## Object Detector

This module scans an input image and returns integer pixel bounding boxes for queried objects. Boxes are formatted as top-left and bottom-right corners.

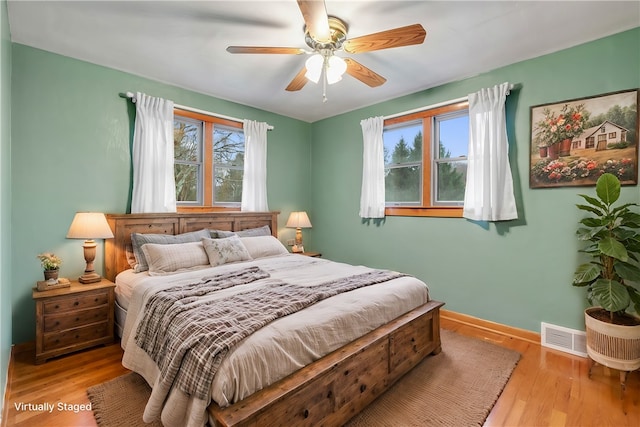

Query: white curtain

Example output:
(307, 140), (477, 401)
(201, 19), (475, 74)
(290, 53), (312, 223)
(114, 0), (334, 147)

(131, 92), (176, 213)
(463, 82), (517, 221)
(359, 116), (385, 218)
(241, 119), (269, 211)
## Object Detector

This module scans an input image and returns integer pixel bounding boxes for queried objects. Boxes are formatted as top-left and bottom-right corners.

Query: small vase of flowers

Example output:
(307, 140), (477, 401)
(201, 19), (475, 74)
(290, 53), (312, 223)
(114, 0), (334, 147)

(534, 103), (588, 158)
(37, 253), (62, 281)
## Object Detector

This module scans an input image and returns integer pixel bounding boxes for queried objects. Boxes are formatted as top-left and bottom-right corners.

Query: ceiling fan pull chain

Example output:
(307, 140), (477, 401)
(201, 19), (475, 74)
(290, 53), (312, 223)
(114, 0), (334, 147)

(322, 56), (328, 103)
(322, 61), (327, 102)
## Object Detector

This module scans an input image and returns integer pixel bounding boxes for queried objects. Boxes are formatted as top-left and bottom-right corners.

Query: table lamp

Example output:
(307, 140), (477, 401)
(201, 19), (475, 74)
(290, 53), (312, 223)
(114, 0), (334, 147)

(286, 211), (312, 253)
(66, 212), (114, 284)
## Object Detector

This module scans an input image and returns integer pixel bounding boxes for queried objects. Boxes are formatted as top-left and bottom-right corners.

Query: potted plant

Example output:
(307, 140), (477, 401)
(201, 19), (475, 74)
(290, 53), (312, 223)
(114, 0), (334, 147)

(573, 173), (640, 386)
(37, 252), (62, 281)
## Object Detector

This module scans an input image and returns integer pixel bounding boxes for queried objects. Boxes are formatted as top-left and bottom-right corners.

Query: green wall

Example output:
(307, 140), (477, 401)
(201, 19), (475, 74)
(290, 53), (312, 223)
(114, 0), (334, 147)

(309, 28), (640, 333)
(7, 27), (640, 347)
(0, 0), (11, 417)
(10, 44), (312, 344)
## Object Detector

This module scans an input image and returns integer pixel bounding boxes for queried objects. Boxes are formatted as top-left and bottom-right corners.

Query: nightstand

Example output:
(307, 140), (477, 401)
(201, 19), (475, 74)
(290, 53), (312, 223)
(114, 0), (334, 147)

(300, 252), (322, 258)
(32, 279), (115, 364)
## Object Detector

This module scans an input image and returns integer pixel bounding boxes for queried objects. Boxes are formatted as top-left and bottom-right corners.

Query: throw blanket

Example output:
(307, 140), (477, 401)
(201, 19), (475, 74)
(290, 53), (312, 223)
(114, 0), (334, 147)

(135, 266), (406, 422)
(135, 266), (270, 366)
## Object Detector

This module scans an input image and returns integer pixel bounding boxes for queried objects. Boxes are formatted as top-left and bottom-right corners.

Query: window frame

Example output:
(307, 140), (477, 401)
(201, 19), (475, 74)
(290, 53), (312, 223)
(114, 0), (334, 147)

(174, 108), (244, 212)
(383, 101), (468, 218)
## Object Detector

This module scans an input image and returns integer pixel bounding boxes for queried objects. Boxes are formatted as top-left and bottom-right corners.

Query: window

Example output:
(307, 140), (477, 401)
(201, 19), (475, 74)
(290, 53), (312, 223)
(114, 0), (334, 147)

(383, 101), (468, 217)
(173, 109), (244, 209)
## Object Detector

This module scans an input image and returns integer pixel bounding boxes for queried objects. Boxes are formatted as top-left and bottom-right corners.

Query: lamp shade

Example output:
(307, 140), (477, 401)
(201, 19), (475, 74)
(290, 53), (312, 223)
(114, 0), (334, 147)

(326, 55), (347, 84)
(286, 211), (312, 229)
(304, 54), (323, 83)
(66, 212), (114, 239)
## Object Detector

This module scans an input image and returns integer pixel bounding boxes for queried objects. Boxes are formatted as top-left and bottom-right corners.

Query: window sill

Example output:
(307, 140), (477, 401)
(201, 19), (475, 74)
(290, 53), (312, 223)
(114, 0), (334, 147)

(177, 206), (240, 213)
(385, 206), (463, 218)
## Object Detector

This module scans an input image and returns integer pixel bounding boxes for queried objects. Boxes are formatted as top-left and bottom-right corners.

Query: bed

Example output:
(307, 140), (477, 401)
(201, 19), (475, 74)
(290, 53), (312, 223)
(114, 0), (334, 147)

(105, 211), (443, 427)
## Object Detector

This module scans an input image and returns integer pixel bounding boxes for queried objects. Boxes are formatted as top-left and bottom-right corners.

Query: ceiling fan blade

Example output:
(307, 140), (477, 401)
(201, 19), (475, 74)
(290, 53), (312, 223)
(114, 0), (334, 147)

(297, 0), (331, 43)
(227, 46), (306, 55)
(344, 58), (386, 87)
(286, 67), (309, 91)
(343, 24), (427, 54)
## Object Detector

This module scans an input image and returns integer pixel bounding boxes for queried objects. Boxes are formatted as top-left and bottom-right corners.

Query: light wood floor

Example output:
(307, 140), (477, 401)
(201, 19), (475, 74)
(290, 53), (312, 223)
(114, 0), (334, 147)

(2, 317), (639, 427)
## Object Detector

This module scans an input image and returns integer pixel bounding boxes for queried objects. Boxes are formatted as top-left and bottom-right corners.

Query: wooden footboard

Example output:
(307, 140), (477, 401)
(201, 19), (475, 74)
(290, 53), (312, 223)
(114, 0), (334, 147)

(208, 300), (444, 427)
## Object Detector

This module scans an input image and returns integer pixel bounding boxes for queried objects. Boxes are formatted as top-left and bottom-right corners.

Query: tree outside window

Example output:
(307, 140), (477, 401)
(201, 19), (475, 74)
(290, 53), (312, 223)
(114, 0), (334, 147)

(173, 109), (244, 208)
(174, 118), (202, 203)
(213, 126), (244, 203)
(382, 101), (468, 217)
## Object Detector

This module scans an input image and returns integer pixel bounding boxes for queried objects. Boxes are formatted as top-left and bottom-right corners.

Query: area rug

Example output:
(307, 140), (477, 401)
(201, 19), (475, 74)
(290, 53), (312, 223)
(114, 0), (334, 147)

(87, 329), (520, 427)
(345, 329), (520, 426)
(87, 370), (163, 427)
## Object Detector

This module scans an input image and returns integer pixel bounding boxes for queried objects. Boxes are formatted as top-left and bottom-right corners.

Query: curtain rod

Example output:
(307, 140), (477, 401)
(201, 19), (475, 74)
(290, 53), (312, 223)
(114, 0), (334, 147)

(124, 92), (274, 131)
(383, 83), (516, 121)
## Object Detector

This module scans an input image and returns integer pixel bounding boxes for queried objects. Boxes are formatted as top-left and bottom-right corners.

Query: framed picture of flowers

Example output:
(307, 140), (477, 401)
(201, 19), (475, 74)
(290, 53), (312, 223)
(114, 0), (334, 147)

(530, 89), (639, 188)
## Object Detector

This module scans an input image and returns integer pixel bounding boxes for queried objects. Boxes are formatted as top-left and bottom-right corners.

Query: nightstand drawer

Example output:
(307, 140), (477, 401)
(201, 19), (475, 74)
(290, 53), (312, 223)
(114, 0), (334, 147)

(43, 290), (109, 314)
(43, 305), (110, 332)
(43, 322), (109, 352)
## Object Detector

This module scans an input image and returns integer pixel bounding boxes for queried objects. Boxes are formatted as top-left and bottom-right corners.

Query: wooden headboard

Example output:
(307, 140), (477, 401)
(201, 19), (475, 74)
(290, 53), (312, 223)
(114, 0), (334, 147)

(104, 211), (279, 281)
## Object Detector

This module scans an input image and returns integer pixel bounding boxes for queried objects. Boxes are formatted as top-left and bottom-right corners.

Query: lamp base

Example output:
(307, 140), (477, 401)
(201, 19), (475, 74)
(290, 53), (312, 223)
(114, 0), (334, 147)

(78, 239), (101, 284)
(78, 272), (102, 284)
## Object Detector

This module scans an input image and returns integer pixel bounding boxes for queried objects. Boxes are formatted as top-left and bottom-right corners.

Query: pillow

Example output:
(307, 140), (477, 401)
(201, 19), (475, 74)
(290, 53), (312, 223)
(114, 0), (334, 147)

(202, 235), (252, 267)
(125, 244), (137, 269)
(131, 229), (211, 273)
(213, 225), (272, 238)
(141, 241), (210, 276)
(241, 236), (289, 259)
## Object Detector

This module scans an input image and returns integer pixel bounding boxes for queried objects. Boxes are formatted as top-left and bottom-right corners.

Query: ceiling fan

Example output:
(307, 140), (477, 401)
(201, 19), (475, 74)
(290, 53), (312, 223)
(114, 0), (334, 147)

(226, 0), (427, 101)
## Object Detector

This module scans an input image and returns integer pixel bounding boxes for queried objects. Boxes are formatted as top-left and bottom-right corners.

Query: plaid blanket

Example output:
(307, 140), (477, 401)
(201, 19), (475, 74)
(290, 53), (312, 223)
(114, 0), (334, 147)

(134, 266), (406, 402)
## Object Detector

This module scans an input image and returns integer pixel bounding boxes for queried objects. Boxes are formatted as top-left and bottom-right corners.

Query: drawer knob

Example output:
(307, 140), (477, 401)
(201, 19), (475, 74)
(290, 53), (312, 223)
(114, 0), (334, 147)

(74, 301), (79, 306)
(54, 305), (59, 309)
(303, 409), (309, 419)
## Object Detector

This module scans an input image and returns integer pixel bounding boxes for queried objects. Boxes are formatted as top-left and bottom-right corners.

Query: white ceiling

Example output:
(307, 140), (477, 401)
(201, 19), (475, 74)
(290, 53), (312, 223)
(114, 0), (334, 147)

(7, 1), (640, 123)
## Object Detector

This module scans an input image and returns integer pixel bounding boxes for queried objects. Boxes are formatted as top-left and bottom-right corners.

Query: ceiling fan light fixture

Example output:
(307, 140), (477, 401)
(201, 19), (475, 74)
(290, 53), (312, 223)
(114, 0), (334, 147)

(227, 2), (428, 96)
(326, 55), (347, 84)
(304, 53), (323, 83)
(305, 53), (346, 85)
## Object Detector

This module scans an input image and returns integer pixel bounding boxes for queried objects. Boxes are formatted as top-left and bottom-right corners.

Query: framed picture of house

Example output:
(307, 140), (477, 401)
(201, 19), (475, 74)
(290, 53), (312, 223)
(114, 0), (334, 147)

(530, 89), (639, 188)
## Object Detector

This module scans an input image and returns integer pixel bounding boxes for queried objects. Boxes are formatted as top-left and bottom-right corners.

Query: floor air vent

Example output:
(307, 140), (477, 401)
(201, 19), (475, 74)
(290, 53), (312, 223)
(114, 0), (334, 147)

(541, 322), (587, 357)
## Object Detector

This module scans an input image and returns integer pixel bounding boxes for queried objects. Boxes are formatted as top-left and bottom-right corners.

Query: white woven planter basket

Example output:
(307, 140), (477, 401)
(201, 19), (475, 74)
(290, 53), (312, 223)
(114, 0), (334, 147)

(585, 308), (640, 372)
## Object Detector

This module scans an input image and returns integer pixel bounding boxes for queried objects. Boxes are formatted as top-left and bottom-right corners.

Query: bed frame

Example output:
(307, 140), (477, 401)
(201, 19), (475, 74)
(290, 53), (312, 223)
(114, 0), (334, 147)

(103, 211), (443, 427)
